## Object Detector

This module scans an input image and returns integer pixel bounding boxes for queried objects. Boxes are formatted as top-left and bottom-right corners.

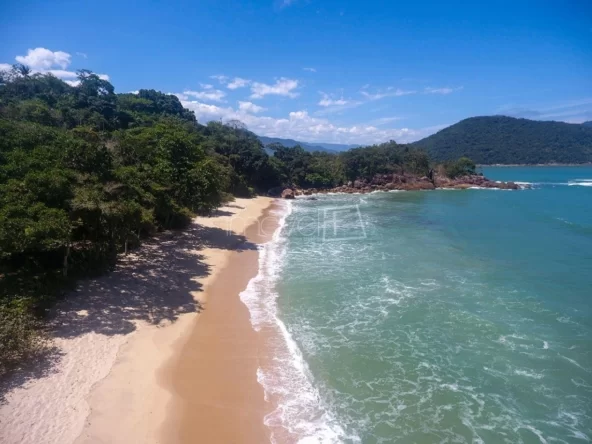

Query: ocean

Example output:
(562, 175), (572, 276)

(241, 166), (592, 443)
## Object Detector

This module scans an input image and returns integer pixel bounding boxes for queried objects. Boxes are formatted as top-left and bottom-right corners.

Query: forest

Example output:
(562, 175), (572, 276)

(414, 115), (592, 164)
(0, 66), (464, 372)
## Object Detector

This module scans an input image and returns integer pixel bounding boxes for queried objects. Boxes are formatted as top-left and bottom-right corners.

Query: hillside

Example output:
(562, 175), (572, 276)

(258, 136), (357, 153)
(413, 116), (592, 164)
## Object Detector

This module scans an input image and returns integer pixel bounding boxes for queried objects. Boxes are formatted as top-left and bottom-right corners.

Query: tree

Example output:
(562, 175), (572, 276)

(443, 157), (476, 178)
(13, 63), (31, 78)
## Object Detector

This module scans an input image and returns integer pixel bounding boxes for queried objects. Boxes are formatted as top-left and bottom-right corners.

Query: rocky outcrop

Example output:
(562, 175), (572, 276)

(277, 173), (522, 198)
(435, 174), (520, 190)
(281, 188), (295, 199)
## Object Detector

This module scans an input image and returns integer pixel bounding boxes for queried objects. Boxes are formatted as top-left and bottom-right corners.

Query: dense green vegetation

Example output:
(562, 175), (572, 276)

(442, 157), (476, 178)
(0, 68), (278, 372)
(0, 66), (439, 373)
(414, 116), (592, 164)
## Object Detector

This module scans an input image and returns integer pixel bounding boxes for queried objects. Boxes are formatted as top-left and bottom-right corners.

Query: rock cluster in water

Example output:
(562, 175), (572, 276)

(276, 173), (522, 198)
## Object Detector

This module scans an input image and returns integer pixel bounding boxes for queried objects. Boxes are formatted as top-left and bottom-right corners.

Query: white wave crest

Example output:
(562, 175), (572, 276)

(239, 201), (352, 443)
(514, 369), (544, 379)
(568, 179), (592, 187)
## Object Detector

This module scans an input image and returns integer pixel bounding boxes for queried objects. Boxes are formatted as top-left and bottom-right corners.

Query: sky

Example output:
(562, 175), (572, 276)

(1, 0), (591, 145)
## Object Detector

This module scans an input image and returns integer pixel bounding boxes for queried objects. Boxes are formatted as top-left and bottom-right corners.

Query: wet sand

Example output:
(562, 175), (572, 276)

(160, 203), (280, 444)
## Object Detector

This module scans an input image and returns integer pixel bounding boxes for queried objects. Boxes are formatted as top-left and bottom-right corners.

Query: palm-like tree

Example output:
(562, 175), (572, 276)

(12, 63), (31, 77)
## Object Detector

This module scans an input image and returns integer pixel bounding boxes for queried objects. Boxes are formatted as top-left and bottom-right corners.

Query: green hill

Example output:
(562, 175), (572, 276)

(413, 116), (592, 164)
(258, 136), (358, 153)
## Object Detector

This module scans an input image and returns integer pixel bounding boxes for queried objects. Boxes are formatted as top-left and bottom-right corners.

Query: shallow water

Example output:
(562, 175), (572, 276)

(246, 166), (592, 443)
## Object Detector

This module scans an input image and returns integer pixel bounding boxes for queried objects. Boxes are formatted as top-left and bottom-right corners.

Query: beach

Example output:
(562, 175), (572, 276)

(0, 196), (278, 444)
(159, 204), (277, 443)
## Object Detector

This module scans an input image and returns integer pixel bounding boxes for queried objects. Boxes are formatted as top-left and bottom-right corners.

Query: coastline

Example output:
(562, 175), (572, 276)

(0, 196), (275, 444)
(158, 201), (281, 444)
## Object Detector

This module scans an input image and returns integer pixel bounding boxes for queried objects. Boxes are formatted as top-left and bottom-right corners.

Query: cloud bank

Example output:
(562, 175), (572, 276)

(177, 96), (427, 144)
(1, 47), (109, 86)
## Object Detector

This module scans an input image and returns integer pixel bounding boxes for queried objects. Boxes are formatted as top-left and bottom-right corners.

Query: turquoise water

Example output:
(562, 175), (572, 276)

(252, 167), (592, 443)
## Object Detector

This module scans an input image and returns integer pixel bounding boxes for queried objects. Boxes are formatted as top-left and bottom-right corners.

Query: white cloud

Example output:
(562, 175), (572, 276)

(2, 48), (110, 84)
(250, 77), (299, 99)
(372, 116), (403, 125)
(238, 101), (266, 113)
(424, 86), (463, 95)
(314, 101), (364, 116)
(46, 69), (77, 79)
(200, 83), (214, 90)
(227, 77), (251, 89)
(210, 74), (229, 84)
(361, 88), (416, 100)
(76, 52), (88, 59)
(318, 92), (350, 107)
(15, 48), (71, 70)
(288, 110), (308, 120)
(0, 63), (11, 72)
(303, 67), (316, 72)
(179, 98), (429, 144)
(207, 75), (251, 90)
(183, 89), (226, 102)
(41, 69), (109, 82)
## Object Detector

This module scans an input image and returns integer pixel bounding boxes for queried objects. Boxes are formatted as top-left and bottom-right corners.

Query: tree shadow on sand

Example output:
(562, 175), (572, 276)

(208, 209), (236, 217)
(0, 222), (258, 403)
(53, 223), (258, 338)
(0, 345), (63, 406)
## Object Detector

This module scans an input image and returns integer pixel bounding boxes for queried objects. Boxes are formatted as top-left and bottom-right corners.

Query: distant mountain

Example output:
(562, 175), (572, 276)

(413, 116), (592, 164)
(582, 121), (592, 127)
(311, 141), (361, 152)
(258, 136), (358, 153)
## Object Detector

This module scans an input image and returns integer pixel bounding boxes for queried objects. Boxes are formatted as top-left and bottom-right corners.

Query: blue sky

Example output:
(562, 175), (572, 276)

(1, 0), (591, 144)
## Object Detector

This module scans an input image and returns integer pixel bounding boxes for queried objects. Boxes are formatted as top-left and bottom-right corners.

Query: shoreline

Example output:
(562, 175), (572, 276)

(0, 196), (276, 444)
(159, 201), (282, 444)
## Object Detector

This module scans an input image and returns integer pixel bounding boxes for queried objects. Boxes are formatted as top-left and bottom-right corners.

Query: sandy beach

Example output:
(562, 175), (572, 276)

(0, 196), (277, 444)
(159, 203), (280, 444)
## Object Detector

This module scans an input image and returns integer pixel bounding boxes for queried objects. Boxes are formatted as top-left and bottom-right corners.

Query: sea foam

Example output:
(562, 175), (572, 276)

(568, 179), (592, 187)
(239, 201), (352, 443)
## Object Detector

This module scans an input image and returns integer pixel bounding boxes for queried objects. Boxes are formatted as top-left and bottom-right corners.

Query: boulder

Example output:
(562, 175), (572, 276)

(497, 181), (519, 190)
(281, 188), (295, 199)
